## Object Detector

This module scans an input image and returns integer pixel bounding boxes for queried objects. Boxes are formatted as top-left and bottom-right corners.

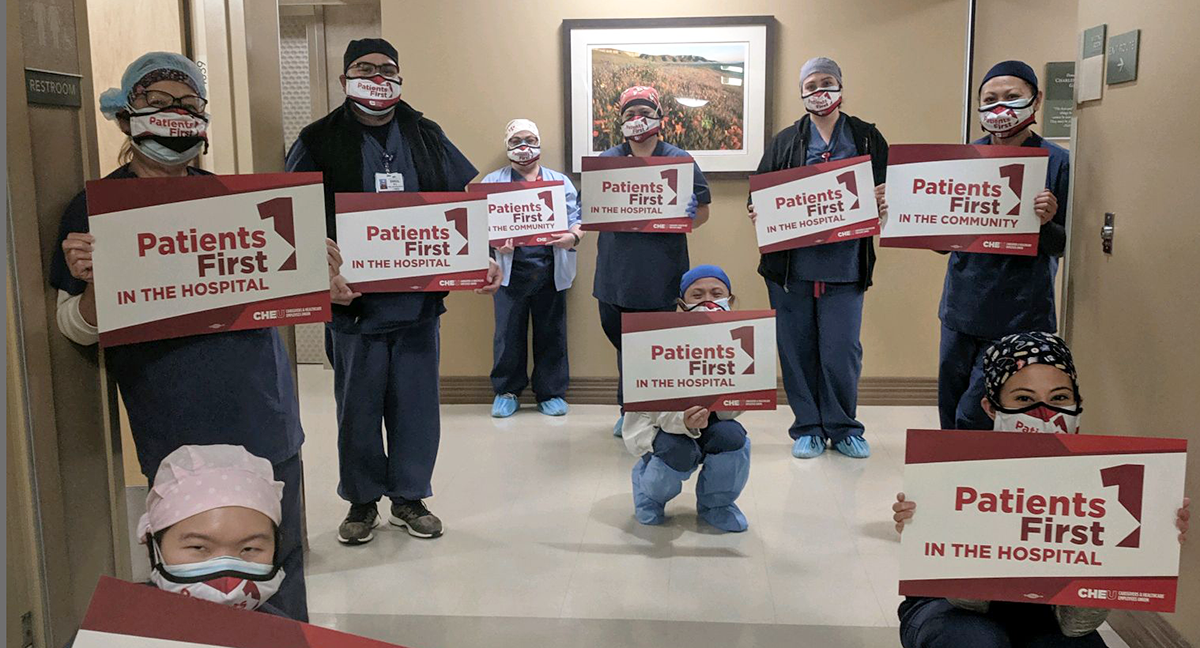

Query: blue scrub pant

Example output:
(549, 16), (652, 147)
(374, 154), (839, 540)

(649, 419), (748, 472)
(766, 280), (864, 443)
(491, 281), (568, 401)
(598, 301), (675, 409)
(327, 319), (440, 504)
(900, 598), (1107, 648)
(937, 325), (995, 430)
(145, 453), (307, 622)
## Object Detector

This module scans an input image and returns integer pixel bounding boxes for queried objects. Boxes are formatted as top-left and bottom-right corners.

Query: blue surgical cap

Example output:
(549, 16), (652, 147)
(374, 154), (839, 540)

(680, 264), (731, 297)
(98, 52), (207, 120)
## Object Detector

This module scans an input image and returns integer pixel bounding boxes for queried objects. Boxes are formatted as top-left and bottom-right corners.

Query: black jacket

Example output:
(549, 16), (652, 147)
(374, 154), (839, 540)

(753, 114), (889, 291)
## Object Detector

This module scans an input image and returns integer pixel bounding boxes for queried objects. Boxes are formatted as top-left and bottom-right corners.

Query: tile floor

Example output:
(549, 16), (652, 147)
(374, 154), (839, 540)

(235, 366), (1134, 646)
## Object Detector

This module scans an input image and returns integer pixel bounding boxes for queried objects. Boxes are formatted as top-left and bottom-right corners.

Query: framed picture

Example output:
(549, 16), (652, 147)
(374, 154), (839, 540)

(563, 16), (776, 177)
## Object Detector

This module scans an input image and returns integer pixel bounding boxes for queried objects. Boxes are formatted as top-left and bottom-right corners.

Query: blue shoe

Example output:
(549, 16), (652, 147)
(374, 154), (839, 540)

(537, 397), (569, 417)
(613, 415), (624, 437)
(791, 435), (826, 459)
(834, 436), (871, 458)
(491, 394), (519, 418)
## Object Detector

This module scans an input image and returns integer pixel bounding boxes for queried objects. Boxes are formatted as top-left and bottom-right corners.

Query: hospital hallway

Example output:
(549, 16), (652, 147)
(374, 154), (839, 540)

(293, 366), (1130, 648)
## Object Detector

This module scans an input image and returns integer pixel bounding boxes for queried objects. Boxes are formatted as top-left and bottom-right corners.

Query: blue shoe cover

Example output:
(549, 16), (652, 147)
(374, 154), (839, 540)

(491, 394), (519, 418)
(833, 435), (871, 458)
(631, 456), (692, 525)
(696, 438), (751, 532)
(613, 415), (624, 437)
(537, 397), (569, 416)
(792, 435), (826, 458)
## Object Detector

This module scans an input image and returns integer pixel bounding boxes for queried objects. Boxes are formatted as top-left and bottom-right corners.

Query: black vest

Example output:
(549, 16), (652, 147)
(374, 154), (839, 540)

(297, 99), (451, 239)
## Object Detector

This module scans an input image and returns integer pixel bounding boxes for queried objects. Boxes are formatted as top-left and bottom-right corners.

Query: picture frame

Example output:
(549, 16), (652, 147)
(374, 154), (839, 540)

(562, 16), (776, 177)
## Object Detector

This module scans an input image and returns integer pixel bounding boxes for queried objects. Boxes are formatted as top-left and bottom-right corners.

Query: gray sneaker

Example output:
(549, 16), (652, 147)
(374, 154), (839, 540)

(389, 499), (443, 538)
(337, 502), (379, 545)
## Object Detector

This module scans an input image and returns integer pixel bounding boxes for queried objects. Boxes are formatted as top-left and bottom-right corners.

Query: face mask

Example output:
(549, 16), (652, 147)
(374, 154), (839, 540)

(149, 543), (283, 611)
(992, 402), (1082, 435)
(621, 115), (662, 143)
(507, 144), (541, 165)
(346, 75), (402, 113)
(978, 95), (1037, 137)
(802, 87), (842, 116)
(681, 297), (731, 312)
(128, 107), (208, 165)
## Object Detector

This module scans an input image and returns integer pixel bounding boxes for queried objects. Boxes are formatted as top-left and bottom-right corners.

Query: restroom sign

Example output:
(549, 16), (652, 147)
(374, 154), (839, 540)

(899, 429), (1187, 612)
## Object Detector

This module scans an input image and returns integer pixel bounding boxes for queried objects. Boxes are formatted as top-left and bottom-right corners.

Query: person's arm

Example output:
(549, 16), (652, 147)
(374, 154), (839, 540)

(1037, 157), (1069, 257)
(284, 137), (318, 173)
(437, 131), (479, 191)
(56, 289), (98, 346)
(690, 161), (712, 228)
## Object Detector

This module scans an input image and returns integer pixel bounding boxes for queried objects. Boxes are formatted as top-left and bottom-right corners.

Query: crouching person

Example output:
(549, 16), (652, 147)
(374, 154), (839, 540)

(621, 265), (751, 532)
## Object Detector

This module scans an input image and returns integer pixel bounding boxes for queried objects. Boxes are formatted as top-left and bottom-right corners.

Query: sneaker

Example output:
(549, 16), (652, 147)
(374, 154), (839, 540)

(389, 499), (443, 538)
(791, 435), (826, 459)
(613, 415), (624, 437)
(491, 394), (519, 418)
(834, 436), (871, 459)
(337, 502), (379, 545)
(537, 397), (569, 416)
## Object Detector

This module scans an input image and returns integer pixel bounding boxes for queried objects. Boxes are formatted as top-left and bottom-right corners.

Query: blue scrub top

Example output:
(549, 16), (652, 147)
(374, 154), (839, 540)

(938, 132), (1070, 339)
(789, 114), (862, 284)
(48, 165), (304, 477)
(592, 140), (712, 309)
(503, 168), (555, 291)
(285, 117), (478, 334)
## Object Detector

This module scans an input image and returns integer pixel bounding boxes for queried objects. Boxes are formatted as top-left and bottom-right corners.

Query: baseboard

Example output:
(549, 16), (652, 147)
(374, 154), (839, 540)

(440, 376), (938, 406)
(1106, 610), (1193, 648)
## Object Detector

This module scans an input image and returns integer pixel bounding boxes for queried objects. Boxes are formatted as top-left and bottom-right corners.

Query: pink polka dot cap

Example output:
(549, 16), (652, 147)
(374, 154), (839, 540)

(137, 444), (284, 543)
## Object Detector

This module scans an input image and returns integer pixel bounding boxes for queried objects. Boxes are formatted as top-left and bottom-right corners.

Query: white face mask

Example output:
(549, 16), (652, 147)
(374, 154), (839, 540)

(621, 115), (661, 143)
(681, 297), (731, 312)
(978, 96), (1037, 137)
(507, 144), (541, 165)
(346, 75), (402, 113)
(992, 403), (1081, 435)
(149, 543), (283, 611)
(802, 87), (842, 116)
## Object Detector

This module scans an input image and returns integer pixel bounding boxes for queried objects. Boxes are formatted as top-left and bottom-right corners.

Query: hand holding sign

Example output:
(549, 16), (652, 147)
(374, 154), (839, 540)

(683, 406), (710, 430)
(1034, 189), (1057, 225)
(63, 232), (96, 282)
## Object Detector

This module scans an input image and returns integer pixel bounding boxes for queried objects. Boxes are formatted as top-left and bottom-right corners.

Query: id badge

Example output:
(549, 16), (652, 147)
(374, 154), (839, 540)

(375, 173), (405, 192)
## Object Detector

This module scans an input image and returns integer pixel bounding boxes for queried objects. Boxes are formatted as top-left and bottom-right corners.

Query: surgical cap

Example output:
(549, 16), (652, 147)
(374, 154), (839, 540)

(505, 118), (539, 144)
(137, 445), (283, 543)
(980, 60), (1039, 95)
(800, 57), (842, 87)
(982, 332), (1078, 404)
(680, 264), (732, 297)
(98, 52), (206, 120)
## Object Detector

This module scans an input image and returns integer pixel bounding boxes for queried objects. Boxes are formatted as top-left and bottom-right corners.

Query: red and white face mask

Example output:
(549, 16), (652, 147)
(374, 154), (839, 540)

(149, 542), (283, 611)
(621, 115), (661, 143)
(978, 96), (1037, 137)
(128, 107), (208, 141)
(801, 87), (842, 116)
(346, 75), (402, 114)
(993, 402), (1081, 435)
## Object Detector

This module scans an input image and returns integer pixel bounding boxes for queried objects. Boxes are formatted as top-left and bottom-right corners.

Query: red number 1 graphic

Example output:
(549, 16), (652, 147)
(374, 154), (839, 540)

(257, 197), (296, 271)
(444, 207), (469, 255)
(660, 168), (679, 205)
(835, 170), (860, 210)
(730, 325), (755, 374)
(998, 163), (1025, 216)
(1100, 463), (1145, 548)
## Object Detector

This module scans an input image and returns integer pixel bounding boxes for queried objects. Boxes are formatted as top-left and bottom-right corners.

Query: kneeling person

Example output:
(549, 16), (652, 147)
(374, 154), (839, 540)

(622, 265), (751, 533)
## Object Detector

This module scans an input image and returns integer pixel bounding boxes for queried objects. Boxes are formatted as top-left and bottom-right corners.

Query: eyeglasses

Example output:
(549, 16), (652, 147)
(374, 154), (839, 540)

(137, 89), (207, 113)
(349, 62), (401, 78)
(508, 136), (539, 148)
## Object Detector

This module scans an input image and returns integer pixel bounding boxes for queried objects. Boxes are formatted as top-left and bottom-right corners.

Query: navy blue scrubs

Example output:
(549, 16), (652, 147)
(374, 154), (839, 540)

(767, 115), (868, 443)
(937, 132), (1069, 430)
(285, 118), (477, 504)
(49, 165), (308, 621)
(592, 140), (711, 408)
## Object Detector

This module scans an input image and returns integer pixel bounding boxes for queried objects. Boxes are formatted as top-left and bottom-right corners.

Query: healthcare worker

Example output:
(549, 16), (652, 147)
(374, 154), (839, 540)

(482, 119), (583, 418)
(622, 265), (751, 532)
(51, 52), (308, 621)
(747, 57), (889, 459)
(893, 332), (1192, 648)
(285, 38), (499, 546)
(937, 60), (1069, 432)
(596, 85), (711, 437)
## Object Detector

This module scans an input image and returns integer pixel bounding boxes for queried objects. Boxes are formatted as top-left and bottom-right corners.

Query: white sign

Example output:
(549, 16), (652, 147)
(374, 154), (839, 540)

(580, 156), (694, 233)
(86, 173), (330, 347)
(466, 180), (568, 246)
(900, 429), (1187, 612)
(621, 310), (777, 411)
(335, 192), (489, 292)
(750, 155), (880, 252)
(882, 144), (1049, 256)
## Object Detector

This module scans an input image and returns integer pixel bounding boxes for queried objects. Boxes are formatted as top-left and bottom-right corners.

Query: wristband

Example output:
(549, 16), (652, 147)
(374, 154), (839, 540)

(571, 232), (581, 246)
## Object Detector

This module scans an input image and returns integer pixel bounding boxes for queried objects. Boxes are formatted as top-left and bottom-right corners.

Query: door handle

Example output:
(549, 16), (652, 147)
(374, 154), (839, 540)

(1101, 212), (1115, 254)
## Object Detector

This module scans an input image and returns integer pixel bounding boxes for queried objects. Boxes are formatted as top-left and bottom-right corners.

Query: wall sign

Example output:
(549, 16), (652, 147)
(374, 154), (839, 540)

(1043, 62), (1075, 139)
(25, 68), (81, 107)
(1106, 30), (1140, 85)
(1077, 24), (1106, 103)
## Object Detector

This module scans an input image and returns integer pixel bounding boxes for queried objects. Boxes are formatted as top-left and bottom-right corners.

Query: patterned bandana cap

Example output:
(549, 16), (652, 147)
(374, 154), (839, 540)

(982, 332), (1078, 404)
(619, 85), (662, 116)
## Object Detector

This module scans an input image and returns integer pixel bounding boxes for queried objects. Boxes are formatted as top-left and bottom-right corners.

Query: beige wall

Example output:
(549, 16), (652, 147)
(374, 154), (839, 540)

(1066, 1), (1200, 642)
(971, 0), (1078, 143)
(383, 0), (970, 380)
